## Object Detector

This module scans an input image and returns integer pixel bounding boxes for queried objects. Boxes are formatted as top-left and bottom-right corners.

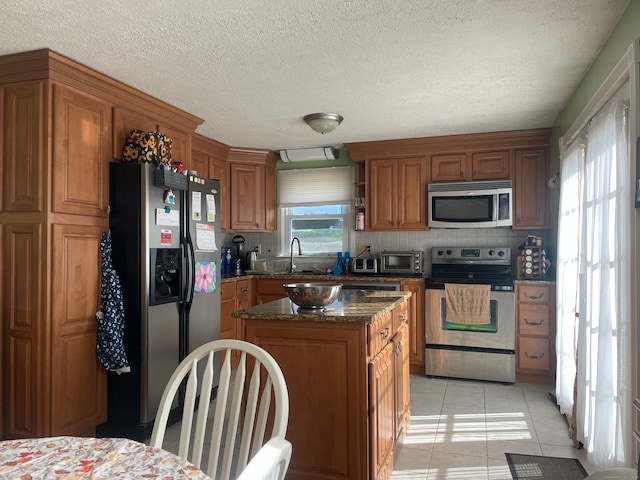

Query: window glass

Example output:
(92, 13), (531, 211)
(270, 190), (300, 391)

(278, 166), (354, 256)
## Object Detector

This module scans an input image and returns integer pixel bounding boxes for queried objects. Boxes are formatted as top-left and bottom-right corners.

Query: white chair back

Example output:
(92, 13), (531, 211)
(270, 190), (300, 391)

(236, 436), (292, 480)
(150, 339), (289, 480)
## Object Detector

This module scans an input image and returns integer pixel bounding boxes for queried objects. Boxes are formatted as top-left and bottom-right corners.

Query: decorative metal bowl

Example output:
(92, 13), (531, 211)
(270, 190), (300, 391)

(283, 283), (343, 309)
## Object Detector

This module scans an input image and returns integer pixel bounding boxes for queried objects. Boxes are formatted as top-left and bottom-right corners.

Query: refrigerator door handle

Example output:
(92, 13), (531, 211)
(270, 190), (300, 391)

(185, 233), (196, 314)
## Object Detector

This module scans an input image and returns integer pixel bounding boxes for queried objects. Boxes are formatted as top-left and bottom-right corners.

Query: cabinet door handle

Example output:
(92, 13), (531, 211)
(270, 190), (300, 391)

(524, 292), (544, 300)
(524, 351), (545, 360)
(240, 287), (249, 293)
(524, 318), (545, 326)
(380, 327), (390, 341)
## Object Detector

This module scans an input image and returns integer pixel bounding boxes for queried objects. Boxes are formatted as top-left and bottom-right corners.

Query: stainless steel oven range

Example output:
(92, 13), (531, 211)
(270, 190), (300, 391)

(425, 247), (515, 383)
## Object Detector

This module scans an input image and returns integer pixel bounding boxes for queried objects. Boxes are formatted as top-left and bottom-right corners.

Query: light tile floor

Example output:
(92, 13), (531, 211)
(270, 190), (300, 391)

(152, 375), (598, 479)
(392, 375), (596, 479)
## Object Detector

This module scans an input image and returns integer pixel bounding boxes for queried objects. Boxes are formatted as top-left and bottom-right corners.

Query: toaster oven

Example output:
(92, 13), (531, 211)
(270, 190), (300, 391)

(379, 250), (424, 275)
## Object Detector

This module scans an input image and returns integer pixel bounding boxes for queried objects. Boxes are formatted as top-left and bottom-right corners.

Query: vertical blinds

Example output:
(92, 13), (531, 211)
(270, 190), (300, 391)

(278, 166), (354, 206)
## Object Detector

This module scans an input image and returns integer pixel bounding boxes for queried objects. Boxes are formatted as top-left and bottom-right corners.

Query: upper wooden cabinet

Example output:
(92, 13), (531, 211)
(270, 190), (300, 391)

(368, 156), (428, 231)
(346, 129), (551, 231)
(513, 148), (548, 229)
(227, 148), (277, 232)
(430, 153), (468, 182)
(158, 124), (191, 167)
(472, 150), (511, 180)
(112, 107), (193, 169)
(191, 134), (230, 231)
(2, 82), (46, 214)
(52, 84), (111, 218)
(430, 150), (511, 182)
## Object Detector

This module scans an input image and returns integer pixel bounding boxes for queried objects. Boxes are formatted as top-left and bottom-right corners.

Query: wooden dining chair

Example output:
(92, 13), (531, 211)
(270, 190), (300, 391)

(150, 339), (290, 480)
(236, 436), (292, 480)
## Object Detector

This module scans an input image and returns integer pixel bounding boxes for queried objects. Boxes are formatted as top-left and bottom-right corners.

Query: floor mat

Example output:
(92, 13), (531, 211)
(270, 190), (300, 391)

(505, 453), (588, 479)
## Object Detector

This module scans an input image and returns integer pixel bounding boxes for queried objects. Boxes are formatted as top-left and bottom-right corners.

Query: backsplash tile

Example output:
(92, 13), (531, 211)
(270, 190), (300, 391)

(221, 228), (550, 274)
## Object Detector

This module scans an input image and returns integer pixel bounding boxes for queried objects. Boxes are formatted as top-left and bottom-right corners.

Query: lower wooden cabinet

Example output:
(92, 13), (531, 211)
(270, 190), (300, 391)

(242, 298), (410, 480)
(400, 279), (424, 374)
(515, 281), (556, 384)
(3, 222), (107, 439)
(220, 278), (254, 367)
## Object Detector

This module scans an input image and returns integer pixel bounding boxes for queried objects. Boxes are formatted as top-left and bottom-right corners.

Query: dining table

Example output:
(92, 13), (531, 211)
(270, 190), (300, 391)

(0, 435), (212, 479)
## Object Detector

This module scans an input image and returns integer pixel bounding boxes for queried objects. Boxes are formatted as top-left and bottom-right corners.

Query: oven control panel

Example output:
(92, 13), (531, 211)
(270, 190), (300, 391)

(432, 247), (511, 264)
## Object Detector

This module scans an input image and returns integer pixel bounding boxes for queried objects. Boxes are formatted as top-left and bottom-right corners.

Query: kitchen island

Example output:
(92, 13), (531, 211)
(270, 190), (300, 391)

(233, 290), (411, 480)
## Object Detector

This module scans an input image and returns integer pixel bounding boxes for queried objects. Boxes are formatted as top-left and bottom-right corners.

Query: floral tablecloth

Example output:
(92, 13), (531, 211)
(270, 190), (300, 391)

(0, 436), (212, 479)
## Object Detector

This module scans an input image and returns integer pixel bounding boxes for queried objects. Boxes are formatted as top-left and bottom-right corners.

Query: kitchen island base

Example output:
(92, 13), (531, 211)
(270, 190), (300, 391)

(235, 291), (411, 480)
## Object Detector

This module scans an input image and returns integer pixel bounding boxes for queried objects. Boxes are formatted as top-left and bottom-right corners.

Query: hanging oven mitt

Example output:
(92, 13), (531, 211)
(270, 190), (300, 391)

(96, 231), (131, 374)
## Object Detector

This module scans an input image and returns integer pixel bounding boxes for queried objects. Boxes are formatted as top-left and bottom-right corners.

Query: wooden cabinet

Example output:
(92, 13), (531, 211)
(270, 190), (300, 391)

(369, 340), (395, 480)
(158, 124), (191, 167)
(1, 72), (109, 438)
(400, 279), (425, 374)
(112, 107), (193, 169)
(472, 150), (511, 180)
(111, 107), (156, 161)
(368, 156), (427, 231)
(52, 84), (110, 217)
(430, 153), (468, 181)
(255, 278), (289, 305)
(0, 49), (206, 440)
(228, 148), (277, 232)
(220, 282), (237, 343)
(242, 297), (409, 480)
(515, 282), (556, 384)
(255, 277), (339, 305)
(2, 82), (45, 213)
(430, 151), (511, 182)
(191, 134), (230, 231)
(220, 278), (253, 368)
(513, 148), (548, 229)
(346, 129), (550, 231)
(393, 305), (410, 442)
(51, 224), (107, 435)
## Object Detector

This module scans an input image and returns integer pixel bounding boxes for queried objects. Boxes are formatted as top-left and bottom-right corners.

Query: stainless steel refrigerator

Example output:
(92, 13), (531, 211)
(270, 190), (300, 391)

(98, 162), (221, 440)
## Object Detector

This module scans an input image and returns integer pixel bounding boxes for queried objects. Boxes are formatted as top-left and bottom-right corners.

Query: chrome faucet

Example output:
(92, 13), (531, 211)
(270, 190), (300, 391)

(289, 237), (302, 273)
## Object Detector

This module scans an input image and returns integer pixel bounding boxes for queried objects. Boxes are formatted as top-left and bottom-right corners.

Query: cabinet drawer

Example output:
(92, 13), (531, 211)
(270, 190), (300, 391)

(517, 337), (551, 372)
(236, 278), (252, 297)
(517, 304), (550, 336)
(368, 312), (393, 358)
(221, 281), (236, 300)
(257, 278), (288, 295)
(517, 284), (550, 304)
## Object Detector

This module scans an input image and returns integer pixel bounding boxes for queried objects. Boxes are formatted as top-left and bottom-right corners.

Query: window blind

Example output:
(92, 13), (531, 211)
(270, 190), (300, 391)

(278, 166), (354, 206)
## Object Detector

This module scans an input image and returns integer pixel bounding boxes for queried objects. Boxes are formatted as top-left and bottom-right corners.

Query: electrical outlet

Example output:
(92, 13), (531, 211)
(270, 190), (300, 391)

(256, 244), (262, 255)
(357, 243), (373, 255)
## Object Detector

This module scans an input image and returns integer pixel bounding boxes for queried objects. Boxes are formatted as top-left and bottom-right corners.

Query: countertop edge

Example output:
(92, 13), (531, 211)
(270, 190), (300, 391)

(232, 291), (411, 324)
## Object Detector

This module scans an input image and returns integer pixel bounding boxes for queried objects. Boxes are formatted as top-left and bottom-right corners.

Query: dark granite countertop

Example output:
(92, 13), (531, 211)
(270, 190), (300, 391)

(221, 272), (424, 283)
(232, 290), (411, 324)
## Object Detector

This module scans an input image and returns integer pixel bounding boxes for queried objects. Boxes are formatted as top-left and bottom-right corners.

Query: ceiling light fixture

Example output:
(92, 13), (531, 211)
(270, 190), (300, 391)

(303, 112), (344, 134)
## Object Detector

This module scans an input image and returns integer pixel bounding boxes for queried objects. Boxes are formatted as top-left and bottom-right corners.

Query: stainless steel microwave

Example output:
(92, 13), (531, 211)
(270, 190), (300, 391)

(379, 251), (424, 275)
(428, 180), (512, 228)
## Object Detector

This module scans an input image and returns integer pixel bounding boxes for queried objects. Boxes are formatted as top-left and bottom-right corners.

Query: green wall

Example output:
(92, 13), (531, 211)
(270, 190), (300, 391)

(551, 0), (640, 163)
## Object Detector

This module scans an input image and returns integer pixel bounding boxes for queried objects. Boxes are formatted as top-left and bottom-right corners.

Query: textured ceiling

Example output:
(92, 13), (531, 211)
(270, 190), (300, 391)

(0, 0), (630, 151)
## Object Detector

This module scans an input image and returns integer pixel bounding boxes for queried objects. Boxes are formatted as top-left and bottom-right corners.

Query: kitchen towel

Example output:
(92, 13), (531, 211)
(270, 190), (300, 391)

(445, 283), (491, 325)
